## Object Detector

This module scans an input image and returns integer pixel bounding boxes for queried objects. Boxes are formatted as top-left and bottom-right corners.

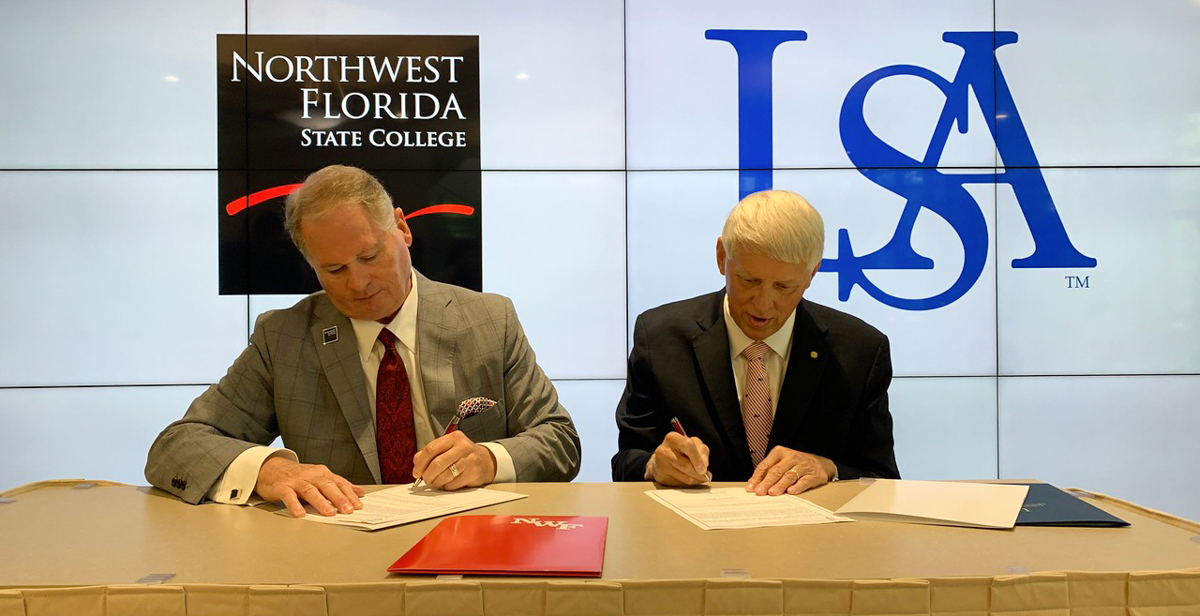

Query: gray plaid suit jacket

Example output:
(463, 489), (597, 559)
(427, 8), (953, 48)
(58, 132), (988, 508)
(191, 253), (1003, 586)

(146, 274), (580, 504)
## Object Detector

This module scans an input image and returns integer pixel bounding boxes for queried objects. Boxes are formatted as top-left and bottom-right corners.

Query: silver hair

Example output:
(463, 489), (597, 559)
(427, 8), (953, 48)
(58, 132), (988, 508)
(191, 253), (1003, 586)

(721, 189), (825, 267)
(284, 165), (397, 255)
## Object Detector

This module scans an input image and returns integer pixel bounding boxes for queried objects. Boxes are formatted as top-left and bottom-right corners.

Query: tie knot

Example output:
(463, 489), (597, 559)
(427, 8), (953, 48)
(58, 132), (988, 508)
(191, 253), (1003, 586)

(378, 328), (398, 352)
(743, 341), (771, 362)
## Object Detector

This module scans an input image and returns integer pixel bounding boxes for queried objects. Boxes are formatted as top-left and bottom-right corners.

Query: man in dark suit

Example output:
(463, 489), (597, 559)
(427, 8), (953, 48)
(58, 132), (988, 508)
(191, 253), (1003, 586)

(147, 165), (579, 517)
(612, 190), (898, 495)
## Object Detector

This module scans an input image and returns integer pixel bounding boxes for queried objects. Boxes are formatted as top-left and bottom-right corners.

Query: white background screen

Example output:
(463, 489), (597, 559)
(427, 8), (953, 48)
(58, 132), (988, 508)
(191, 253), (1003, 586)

(2, 0), (1197, 520)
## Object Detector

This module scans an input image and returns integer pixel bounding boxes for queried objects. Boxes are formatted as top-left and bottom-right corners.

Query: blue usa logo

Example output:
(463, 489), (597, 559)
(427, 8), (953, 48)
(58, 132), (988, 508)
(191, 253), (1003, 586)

(709, 29), (1096, 310)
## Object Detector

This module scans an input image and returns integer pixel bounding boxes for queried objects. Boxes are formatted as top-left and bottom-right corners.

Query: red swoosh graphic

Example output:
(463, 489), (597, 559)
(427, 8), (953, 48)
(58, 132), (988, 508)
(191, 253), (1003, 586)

(224, 184), (474, 218)
(404, 204), (475, 218)
(225, 184), (303, 216)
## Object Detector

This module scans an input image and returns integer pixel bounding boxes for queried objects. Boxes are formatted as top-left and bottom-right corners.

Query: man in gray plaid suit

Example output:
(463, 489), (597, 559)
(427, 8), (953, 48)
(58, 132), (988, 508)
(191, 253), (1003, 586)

(146, 165), (580, 517)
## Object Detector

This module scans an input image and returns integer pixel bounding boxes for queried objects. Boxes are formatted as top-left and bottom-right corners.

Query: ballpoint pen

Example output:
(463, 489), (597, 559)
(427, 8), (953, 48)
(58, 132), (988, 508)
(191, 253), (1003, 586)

(669, 416), (712, 484)
(411, 397), (497, 490)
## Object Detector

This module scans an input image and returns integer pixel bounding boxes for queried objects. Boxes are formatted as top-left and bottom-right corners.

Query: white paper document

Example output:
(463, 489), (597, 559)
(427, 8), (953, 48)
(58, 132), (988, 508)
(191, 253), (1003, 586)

(834, 479), (1030, 529)
(647, 487), (852, 530)
(276, 485), (527, 531)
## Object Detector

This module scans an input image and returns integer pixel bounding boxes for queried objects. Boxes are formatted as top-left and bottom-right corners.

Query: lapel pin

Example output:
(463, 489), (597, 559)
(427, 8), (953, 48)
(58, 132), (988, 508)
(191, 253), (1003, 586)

(810, 351), (819, 359)
(322, 326), (339, 345)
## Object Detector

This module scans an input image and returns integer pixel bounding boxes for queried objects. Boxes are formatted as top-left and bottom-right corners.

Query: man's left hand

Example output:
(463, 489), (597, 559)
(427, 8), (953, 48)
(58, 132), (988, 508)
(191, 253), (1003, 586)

(746, 446), (836, 496)
(412, 431), (497, 490)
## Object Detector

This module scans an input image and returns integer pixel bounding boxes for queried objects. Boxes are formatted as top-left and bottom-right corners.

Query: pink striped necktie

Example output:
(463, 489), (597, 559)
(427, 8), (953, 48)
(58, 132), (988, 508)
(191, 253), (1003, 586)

(742, 341), (773, 466)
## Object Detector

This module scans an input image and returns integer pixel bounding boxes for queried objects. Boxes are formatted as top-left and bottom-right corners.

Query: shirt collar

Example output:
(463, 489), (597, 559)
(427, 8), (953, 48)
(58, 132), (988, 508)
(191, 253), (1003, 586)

(722, 294), (797, 360)
(350, 270), (420, 361)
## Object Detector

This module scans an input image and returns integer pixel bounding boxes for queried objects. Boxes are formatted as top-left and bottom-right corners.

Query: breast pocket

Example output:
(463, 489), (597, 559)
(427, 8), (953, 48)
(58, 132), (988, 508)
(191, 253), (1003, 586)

(459, 399), (507, 440)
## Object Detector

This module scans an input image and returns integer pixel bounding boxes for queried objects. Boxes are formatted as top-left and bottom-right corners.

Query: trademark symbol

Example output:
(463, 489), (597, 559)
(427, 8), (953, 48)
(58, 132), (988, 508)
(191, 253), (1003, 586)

(1066, 275), (1090, 289)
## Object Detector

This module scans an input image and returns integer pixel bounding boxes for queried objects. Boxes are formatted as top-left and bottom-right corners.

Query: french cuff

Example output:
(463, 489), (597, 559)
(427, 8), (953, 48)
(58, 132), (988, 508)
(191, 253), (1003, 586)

(480, 442), (516, 483)
(206, 446), (297, 505)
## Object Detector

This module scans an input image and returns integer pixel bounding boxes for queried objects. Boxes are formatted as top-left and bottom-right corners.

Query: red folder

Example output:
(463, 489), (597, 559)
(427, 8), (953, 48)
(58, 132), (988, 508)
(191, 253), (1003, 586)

(387, 515), (608, 577)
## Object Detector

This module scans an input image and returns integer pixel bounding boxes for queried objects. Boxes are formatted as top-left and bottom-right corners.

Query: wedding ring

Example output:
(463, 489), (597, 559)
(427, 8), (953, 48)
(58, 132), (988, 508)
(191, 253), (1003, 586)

(784, 468), (801, 481)
(449, 463), (461, 478)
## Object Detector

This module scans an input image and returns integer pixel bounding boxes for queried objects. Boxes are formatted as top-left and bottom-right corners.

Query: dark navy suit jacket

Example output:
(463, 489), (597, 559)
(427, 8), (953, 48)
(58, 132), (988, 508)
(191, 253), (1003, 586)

(612, 291), (900, 482)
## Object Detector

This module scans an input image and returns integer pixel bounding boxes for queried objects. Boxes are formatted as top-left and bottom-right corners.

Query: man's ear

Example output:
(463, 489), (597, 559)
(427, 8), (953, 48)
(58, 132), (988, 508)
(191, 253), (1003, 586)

(716, 237), (727, 275)
(394, 208), (413, 247)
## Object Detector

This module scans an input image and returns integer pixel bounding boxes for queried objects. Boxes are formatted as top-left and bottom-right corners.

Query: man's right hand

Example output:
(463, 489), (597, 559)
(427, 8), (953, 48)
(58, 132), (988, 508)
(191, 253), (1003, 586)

(254, 456), (365, 518)
(645, 432), (712, 486)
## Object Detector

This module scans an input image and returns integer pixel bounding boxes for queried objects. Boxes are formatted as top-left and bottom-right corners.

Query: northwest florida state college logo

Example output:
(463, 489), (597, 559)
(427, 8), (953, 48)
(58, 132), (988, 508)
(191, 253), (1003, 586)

(708, 30), (1097, 310)
(217, 35), (482, 295)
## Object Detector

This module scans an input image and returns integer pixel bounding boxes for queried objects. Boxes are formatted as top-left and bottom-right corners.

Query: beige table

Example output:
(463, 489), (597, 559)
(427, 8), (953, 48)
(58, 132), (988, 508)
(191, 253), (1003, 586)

(1, 480), (1198, 615)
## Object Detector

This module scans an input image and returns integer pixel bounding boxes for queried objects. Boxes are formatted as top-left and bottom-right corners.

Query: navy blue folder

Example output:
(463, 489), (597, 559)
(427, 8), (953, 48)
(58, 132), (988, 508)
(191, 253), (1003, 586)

(1009, 483), (1130, 527)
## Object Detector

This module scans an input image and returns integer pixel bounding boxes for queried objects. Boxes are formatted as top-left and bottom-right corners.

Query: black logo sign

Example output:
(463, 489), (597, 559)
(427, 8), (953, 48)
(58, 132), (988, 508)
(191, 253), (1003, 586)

(217, 34), (482, 295)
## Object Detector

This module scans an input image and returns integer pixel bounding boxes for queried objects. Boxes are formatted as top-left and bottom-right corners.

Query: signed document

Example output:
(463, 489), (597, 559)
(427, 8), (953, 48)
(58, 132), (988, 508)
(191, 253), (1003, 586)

(275, 485), (527, 531)
(647, 487), (852, 530)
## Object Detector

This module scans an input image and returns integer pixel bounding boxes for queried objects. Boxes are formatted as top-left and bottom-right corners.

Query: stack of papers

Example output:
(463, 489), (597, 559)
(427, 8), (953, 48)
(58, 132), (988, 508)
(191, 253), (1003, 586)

(647, 487), (851, 530)
(834, 479), (1029, 529)
(276, 485), (527, 531)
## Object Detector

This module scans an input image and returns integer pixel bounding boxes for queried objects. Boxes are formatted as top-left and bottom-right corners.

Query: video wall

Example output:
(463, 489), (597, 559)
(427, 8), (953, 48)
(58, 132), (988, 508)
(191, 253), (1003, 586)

(1, 0), (1197, 519)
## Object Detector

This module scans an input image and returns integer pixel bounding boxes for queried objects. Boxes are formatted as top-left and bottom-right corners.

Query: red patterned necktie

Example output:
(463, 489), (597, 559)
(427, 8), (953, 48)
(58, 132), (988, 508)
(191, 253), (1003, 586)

(376, 328), (416, 484)
(742, 341), (774, 466)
